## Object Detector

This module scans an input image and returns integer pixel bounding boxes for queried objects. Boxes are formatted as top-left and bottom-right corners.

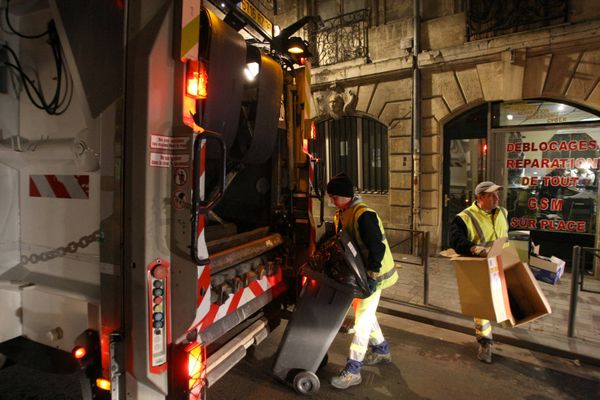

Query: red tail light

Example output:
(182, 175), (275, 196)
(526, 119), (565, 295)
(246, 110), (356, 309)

(301, 276), (308, 286)
(186, 342), (206, 399)
(186, 60), (208, 99)
(73, 346), (87, 360)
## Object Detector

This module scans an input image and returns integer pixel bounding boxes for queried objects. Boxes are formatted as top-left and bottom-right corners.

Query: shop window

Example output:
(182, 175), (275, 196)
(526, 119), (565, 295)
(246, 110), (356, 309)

(492, 100), (600, 236)
(496, 126), (600, 236)
(312, 115), (388, 193)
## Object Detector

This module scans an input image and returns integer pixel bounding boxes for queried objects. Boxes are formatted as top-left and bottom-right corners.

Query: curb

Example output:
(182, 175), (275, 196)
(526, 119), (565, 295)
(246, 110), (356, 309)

(378, 298), (600, 368)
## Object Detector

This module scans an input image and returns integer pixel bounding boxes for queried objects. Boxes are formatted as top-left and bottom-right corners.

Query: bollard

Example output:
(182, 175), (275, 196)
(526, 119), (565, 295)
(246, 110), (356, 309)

(567, 246), (581, 338)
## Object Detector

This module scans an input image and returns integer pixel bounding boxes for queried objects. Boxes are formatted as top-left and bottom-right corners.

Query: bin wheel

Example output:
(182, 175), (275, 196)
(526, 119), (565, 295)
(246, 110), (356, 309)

(293, 370), (320, 395)
(318, 354), (328, 370)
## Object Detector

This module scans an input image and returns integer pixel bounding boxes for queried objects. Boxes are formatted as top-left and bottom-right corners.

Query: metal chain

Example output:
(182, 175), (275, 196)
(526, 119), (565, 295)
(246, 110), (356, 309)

(20, 230), (103, 266)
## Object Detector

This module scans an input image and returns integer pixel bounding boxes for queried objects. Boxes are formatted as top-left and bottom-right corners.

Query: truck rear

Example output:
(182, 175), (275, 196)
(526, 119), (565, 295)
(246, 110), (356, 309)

(0, 1), (319, 398)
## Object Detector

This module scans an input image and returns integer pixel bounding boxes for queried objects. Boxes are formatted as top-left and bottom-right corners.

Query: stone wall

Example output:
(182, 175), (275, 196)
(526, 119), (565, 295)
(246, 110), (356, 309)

(311, 9), (600, 251)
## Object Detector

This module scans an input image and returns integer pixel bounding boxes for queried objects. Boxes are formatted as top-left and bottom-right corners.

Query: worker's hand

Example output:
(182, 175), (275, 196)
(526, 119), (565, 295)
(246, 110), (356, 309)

(367, 277), (378, 294)
(471, 245), (488, 257)
(367, 270), (380, 280)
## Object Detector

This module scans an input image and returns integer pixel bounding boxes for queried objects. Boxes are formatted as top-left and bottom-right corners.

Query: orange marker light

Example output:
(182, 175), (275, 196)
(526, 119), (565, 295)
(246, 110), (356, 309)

(96, 378), (111, 391)
(186, 60), (208, 99)
(73, 346), (87, 359)
(309, 121), (316, 140)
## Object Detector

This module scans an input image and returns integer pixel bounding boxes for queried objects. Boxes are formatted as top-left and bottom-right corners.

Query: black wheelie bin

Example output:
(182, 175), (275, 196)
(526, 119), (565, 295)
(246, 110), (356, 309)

(272, 230), (372, 395)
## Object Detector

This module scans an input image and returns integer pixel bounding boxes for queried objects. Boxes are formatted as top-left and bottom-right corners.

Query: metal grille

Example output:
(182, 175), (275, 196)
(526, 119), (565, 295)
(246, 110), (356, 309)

(467, 0), (568, 41)
(313, 9), (370, 67)
(314, 116), (388, 193)
(362, 117), (388, 193)
(330, 117), (359, 185)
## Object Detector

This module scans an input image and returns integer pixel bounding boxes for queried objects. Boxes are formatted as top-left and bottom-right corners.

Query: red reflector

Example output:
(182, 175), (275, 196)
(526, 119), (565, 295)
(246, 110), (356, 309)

(309, 121), (316, 140)
(186, 60), (208, 99)
(73, 346), (87, 359)
(186, 342), (206, 399)
(301, 276), (308, 286)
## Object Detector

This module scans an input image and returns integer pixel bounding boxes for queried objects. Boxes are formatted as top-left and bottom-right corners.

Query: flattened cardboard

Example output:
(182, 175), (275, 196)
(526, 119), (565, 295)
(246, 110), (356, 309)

(451, 239), (552, 327)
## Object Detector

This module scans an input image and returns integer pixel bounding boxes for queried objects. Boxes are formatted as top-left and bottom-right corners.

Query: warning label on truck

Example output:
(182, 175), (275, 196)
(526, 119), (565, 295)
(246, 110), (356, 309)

(150, 153), (190, 168)
(150, 135), (190, 151)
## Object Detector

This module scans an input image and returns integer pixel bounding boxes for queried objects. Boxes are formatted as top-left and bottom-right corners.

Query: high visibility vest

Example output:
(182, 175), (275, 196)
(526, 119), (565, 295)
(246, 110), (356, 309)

(334, 199), (398, 290)
(457, 202), (508, 246)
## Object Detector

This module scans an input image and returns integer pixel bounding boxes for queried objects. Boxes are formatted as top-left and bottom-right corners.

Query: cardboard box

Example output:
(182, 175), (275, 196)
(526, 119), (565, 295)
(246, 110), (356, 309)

(529, 242), (565, 285)
(529, 255), (565, 285)
(451, 239), (552, 327)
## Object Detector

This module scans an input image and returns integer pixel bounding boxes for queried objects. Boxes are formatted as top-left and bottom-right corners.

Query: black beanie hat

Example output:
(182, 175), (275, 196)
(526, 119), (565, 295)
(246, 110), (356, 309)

(326, 173), (354, 197)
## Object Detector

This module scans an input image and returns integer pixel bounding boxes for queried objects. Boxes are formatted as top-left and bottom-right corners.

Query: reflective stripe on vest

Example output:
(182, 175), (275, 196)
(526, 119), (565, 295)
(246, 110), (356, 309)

(458, 202), (508, 245)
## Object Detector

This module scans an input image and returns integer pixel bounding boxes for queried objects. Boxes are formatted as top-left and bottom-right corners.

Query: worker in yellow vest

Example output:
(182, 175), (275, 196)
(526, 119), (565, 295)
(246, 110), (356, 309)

(326, 173), (399, 390)
(450, 181), (508, 364)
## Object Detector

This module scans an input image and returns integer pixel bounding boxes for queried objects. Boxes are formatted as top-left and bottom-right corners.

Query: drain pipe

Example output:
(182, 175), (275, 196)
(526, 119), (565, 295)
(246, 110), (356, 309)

(411, 0), (421, 237)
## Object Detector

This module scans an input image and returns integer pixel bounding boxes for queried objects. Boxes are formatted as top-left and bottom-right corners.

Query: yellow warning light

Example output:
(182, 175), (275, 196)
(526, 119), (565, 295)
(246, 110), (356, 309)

(96, 378), (111, 391)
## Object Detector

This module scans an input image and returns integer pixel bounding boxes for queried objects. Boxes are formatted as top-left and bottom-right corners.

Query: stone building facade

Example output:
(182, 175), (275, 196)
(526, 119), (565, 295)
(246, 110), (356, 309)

(269, 0), (600, 252)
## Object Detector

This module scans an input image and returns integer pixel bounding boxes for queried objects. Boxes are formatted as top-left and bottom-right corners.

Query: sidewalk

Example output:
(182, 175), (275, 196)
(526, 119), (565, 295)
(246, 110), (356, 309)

(384, 254), (600, 363)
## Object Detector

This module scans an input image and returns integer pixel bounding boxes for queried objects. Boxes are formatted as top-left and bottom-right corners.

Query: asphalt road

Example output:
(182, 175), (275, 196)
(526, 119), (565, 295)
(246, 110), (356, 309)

(210, 312), (600, 400)
(1, 312), (598, 400)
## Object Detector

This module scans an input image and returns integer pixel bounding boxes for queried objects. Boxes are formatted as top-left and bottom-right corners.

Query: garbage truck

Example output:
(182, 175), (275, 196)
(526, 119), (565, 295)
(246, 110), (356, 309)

(0, 0), (321, 398)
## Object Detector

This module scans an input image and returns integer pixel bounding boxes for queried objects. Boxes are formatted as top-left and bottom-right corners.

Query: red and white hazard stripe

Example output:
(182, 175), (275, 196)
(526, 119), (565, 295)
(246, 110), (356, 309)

(196, 139), (209, 261)
(29, 175), (89, 199)
(189, 268), (283, 331)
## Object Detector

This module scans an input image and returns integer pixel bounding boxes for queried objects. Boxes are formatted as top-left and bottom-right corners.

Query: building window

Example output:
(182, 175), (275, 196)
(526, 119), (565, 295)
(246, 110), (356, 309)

(467, 0), (568, 41)
(312, 115), (389, 193)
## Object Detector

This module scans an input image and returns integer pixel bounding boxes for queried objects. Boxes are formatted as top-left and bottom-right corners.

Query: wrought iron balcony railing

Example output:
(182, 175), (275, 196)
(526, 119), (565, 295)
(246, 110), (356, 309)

(467, 0), (569, 41)
(312, 9), (370, 67)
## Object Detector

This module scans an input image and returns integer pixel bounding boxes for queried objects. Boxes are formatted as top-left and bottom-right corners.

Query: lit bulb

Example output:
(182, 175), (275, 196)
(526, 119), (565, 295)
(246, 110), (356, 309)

(243, 62), (260, 81)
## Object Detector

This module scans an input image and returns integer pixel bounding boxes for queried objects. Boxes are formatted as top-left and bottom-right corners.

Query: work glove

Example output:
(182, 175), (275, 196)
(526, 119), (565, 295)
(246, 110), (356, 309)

(367, 277), (378, 294)
(471, 245), (488, 257)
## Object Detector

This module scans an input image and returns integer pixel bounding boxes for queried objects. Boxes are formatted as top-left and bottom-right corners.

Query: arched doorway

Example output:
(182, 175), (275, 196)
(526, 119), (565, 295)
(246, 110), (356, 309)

(441, 103), (488, 248)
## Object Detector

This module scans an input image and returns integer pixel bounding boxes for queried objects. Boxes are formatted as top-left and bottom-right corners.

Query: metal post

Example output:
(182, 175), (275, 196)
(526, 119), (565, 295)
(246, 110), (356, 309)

(567, 245), (581, 338)
(423, 231), (430, 305)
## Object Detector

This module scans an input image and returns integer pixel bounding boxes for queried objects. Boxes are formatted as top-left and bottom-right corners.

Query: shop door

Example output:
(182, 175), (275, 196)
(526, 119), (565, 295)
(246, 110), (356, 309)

(441, 104), (488, 248)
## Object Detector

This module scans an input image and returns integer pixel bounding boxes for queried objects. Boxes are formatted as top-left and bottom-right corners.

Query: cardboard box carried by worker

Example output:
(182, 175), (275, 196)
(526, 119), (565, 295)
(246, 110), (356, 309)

(449, 239), (552, 327)
(528, 243), (565, 285)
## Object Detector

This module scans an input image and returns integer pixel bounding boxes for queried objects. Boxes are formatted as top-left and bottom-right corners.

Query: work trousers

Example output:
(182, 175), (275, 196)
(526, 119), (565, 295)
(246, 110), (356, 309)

(349, 289), (386, 362)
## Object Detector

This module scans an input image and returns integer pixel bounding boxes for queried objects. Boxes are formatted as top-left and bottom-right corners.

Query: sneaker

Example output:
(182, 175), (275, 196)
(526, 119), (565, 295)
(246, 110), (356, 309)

(477, 342), (492, 364)
(331, 369), (362, 389)
(363, 349), (392, 365)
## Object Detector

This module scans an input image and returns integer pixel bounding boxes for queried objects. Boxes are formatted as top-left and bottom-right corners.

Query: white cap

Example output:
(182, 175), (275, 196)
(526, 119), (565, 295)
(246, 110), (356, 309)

(475, 181), (503, 195)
